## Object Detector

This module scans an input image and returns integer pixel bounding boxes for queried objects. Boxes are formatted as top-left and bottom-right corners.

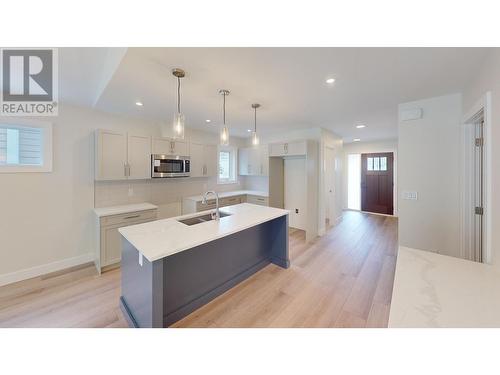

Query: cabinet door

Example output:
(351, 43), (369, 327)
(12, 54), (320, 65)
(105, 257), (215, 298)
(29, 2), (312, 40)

(204, 145), (218, 177)
(127, 134), (151, 179)
(173, 141), (189, 156)
(152, 137), (174, 155)
(239, 148), (249, 175)
(286, 141), (307, 156)
(189, 143), (205, 177)
(95, 130), (127, 180)
(260, 145), (269, 176)
(269, 143), (285, 157)
(248, 147), (261, 176)
(101, 225), (122, 266)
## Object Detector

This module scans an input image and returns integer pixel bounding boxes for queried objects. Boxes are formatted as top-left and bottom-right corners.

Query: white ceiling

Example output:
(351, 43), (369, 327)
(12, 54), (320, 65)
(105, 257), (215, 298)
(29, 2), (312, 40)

(59, 47), (491, 141)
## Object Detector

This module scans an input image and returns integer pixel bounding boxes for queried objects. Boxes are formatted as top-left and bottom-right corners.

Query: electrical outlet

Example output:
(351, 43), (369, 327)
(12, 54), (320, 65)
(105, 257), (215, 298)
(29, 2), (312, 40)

(295, 208), (299, 214)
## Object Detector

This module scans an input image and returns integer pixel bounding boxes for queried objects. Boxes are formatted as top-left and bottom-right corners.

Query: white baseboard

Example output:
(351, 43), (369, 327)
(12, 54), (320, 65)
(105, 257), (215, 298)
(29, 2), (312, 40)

(0, 253), (95, 287)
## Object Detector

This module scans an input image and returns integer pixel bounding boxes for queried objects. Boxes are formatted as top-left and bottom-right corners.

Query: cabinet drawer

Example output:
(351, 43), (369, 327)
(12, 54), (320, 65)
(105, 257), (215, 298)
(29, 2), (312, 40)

(196, 200), (216, 211)
(100, 209), (157, 227)
(247, 195), (269, 206)
(220, 196), (242, 207)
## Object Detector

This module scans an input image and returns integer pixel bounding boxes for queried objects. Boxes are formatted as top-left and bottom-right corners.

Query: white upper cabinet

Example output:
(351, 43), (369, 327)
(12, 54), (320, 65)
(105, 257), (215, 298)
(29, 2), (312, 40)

(95, 130), (127, 181)
(190, 142), (218, 178)
(152, 137), (188, 156)
(95, 130), (151, 181)
(269, 141), (306, 157)
(204, 144), (218, 177)
(127, 134), (152, 179)
(239, 145), (269, 176)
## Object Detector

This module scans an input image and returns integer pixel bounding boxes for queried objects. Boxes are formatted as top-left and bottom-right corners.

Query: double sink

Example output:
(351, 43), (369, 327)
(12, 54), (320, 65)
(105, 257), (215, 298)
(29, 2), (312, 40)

(177, 212), (232, 226)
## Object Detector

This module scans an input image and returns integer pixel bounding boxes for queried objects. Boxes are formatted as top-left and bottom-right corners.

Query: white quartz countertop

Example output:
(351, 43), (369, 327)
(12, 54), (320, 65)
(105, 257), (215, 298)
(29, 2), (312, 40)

(93, 203), (158, 218)
(183, 190), (268, 202)
(118, 203), (289, 262)
(389, 246), (500, 327)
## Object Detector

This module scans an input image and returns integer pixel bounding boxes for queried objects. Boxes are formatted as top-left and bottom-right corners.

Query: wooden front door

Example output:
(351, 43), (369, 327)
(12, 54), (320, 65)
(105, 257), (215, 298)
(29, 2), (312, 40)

(361, 153), (394, 215)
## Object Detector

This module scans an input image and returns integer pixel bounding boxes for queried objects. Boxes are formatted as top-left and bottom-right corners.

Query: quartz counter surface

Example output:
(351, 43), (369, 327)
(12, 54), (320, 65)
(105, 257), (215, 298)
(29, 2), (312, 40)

(389, 246), (500, 327)
(118, 203), (289, 262)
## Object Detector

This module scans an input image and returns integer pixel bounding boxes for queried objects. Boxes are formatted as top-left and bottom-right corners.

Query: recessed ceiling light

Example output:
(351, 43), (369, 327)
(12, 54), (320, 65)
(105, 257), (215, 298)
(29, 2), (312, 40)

(247, 129), (252, 132)
(353, 138), (361, 142)
(135, 101), (143, 106)
(356, 124), (366, 129)
(205, 119), (211, 123)
(325, 78), (335, 84)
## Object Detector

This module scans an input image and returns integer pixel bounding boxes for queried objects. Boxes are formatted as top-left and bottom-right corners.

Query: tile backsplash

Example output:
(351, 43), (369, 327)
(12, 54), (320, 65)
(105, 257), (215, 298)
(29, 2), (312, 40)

(94, 177), (246, 212)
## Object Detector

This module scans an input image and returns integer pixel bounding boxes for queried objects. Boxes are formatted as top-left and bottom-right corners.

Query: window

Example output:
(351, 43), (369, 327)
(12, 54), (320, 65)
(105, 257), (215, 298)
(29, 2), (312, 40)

(218, 146), (237, 184)
(0, 121), (52, 173)
(367, 156), (387, 171)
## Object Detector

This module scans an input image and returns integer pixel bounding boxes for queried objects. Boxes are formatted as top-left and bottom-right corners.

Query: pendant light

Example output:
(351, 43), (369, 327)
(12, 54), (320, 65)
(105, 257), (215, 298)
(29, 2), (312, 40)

(251, 103), (260, 146)
(219, 89), (230, 146)
(171, 68), (185, 139)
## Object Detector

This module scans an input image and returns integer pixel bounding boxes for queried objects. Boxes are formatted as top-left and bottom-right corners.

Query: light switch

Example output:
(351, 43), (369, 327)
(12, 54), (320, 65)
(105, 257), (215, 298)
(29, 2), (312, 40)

(403, 191), (418, 200)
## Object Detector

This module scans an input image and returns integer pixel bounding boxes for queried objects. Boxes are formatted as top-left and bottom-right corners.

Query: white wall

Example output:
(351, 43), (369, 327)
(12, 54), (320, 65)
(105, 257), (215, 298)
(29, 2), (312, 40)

(463, 49), (500, 268)
(242, 127), (343, 237)
(318, 128), (343, 235)
(398, 93), (462, 258)
(342, 139), (398, 215)
(0, 104), (245, 285)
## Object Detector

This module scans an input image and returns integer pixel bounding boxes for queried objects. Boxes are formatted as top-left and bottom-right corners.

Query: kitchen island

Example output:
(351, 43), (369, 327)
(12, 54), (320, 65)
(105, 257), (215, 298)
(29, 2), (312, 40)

(118, 203), (290, 328)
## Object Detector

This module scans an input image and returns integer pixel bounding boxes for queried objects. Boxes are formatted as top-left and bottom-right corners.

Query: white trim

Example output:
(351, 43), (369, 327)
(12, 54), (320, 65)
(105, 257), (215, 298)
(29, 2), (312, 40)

(0, 117), (53, 173)
(461, 91), (492, 264)
(0, 253), (94, 287)
(217, 145), (238, 184)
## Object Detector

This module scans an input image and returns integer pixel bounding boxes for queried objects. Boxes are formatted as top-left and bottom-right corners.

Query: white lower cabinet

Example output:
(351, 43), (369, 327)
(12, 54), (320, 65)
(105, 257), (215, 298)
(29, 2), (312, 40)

(182, 193), (267, 214)
(96, 209), (157, 272)
(247, 195), (269, 206)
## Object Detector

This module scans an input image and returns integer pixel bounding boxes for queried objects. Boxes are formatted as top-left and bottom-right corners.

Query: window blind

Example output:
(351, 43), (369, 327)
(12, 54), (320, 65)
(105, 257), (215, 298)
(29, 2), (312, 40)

(0, 125), (43, 166)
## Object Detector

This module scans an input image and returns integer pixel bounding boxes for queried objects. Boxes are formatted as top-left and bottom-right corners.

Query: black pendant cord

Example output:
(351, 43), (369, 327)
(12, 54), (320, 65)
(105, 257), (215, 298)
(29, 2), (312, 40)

(177, 77), (181, 114)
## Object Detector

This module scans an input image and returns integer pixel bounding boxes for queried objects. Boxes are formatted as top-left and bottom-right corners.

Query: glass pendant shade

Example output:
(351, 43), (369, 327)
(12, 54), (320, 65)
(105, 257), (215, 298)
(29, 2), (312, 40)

(251, 131), (259, 146)
(220, 126), (229, 146)
(172, 112), (185, 139)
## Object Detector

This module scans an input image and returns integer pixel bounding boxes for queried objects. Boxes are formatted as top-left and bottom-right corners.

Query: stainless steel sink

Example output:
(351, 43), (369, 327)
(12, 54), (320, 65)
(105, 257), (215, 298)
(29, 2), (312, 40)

(177, 212), (231, 226)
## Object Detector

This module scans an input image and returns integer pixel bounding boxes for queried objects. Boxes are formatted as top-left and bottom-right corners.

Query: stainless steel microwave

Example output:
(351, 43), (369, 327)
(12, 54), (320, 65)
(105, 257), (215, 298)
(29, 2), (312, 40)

(151, 154), (190, 178)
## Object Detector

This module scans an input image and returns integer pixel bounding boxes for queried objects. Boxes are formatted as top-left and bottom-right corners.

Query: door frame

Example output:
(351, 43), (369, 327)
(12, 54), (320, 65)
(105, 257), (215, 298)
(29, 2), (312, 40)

(461, 91), (492, 263)
(324, 146), (336, 224)
(360, 152), (394, 216)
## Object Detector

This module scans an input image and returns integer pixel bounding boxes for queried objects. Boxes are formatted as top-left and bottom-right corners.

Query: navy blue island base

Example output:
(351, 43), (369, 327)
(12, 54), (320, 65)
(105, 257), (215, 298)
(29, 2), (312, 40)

(119, 215), (289, 328)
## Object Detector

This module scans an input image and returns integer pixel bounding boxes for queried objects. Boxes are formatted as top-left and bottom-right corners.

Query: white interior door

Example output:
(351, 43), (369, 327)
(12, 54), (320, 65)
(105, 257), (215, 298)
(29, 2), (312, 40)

(325, 147), (335, 223)
(284, 157), (307, 230)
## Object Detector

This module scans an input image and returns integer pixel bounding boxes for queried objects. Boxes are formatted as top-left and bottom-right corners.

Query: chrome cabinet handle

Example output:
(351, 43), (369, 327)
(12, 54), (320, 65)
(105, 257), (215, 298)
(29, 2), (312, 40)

(284, 143), (288, 154)
(124, 163), (127, 177)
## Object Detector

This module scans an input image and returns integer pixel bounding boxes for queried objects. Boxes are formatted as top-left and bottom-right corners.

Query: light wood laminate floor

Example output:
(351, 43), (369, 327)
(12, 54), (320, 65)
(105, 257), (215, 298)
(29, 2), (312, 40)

(0, 211), (397, 328)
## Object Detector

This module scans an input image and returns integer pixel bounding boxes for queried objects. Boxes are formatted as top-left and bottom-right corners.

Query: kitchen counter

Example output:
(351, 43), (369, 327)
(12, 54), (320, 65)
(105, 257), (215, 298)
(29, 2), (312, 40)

(119, 202), (290, 327)
(389, 246), (500, 327)
(119, 203), (288, 262)
(183, 190), (268, 202)
(93, 203), (158, 217)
